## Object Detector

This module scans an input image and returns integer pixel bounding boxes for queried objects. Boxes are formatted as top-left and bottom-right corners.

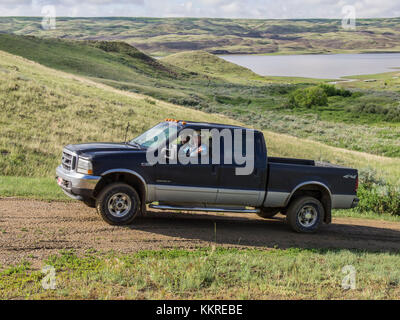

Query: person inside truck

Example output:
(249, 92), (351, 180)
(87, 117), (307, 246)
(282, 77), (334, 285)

(177, 135), (191, 151)
(190, 132), (208, 157)
(180, 131), (208, 157)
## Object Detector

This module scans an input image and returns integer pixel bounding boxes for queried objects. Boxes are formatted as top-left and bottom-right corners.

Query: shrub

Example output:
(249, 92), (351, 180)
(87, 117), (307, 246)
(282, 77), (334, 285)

(356, 184), (400, 216)
(289, 86), (328, 108)
(355, 168), (400, 216)
(351, 102), (400, 122)
(168, 97), (199, 106)
(358, 167), (386, 187)
(318, 84), (352, 97)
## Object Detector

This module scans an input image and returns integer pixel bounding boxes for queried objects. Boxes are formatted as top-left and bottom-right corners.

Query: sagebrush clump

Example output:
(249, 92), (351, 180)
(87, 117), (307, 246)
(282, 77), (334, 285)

(355, 168), (400, 216)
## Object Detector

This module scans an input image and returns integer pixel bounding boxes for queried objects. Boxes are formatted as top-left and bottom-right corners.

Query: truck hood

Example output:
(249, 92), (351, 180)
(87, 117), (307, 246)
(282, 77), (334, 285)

(65, 142), (140, 156)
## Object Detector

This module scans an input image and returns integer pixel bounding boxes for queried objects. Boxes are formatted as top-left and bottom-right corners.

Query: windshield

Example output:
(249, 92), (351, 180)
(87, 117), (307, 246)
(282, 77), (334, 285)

(130, 122), (182, 149)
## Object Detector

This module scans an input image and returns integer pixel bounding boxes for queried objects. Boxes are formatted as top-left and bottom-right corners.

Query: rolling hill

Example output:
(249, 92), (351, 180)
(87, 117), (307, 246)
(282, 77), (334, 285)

(0, 48), (235, 177)
(0, 49), (399, 186)
(162, 50), (261, 82)
(0, 34), (190, 94)
(0, 34), (399, 159)
(1, 17), (400, 56)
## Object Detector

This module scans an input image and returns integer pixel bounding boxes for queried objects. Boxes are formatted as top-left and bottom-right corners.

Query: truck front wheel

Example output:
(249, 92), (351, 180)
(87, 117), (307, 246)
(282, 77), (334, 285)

(286, 196), (324, 233)
(96, 183), (141, 225)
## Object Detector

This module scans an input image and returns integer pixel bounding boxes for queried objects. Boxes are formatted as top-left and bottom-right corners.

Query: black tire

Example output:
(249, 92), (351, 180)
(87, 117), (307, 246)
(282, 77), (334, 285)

(286, 196), (324, 233)
(96, 183), (141, 226)
(257, 208), (280, 219)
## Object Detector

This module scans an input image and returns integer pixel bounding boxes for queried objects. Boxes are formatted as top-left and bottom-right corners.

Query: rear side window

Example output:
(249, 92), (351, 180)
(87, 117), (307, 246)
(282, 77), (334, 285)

(232, 130), (255, 165)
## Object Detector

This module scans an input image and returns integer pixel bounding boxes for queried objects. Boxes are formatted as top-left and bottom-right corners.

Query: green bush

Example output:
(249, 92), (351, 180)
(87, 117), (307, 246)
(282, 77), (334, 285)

(288, 83), (352, 111)
(358, 168), (385, 186)
(168, 97), (199, 106)
(289, 86), (328, 108)
(350, 103), (400, 122)
(355, 168), (400, 216)
(318, 84), (352, 97)
(356, 184), (400, 216)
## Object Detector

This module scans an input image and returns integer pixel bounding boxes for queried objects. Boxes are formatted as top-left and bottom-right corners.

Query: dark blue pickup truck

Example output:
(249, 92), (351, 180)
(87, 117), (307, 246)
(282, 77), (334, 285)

(56, 120), (359, 233)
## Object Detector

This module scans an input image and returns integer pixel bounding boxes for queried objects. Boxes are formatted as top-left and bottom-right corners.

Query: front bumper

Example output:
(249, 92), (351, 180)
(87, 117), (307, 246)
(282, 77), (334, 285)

(55, 165), (100, 200)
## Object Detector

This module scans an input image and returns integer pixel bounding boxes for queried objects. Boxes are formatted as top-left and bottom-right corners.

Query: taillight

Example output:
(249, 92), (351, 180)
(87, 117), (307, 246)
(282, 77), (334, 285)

(355, 176), (359, 193)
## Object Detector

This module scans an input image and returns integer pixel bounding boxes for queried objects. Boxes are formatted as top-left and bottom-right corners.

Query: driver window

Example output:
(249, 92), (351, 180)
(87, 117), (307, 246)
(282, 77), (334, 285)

(175, 130), (210, 160)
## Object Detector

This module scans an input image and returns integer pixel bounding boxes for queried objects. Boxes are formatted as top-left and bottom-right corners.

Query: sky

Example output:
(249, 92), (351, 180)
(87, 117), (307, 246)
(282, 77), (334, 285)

(0, 0), (399, 19)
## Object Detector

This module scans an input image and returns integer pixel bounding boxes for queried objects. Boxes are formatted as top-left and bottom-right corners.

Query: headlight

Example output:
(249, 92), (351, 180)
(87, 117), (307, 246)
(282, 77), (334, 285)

(77, 157), (93, 175)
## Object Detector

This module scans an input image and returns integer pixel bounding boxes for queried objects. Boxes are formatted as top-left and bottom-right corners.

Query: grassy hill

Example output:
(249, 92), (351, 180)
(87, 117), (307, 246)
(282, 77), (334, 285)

(0, 49), (227, 178)
(1, 17), (400, 56)
(0, 49), (399, 186)
(162, 50), (261, 82)
(0, 34), (192, 99)
(0, 34), (399, 159)
(0, 34), (177, 79)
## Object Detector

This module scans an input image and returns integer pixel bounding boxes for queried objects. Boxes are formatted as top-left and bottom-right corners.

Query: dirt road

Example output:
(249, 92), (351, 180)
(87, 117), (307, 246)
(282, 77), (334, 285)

(1, 198), (400, 268)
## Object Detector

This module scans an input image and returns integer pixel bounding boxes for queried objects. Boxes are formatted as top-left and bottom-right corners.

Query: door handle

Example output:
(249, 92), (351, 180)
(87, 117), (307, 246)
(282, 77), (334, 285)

(211, 165), (217, 175)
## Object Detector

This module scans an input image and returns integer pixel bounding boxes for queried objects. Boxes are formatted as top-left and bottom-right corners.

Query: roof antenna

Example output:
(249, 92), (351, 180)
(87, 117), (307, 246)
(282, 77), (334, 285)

(124, 122), (130, 144)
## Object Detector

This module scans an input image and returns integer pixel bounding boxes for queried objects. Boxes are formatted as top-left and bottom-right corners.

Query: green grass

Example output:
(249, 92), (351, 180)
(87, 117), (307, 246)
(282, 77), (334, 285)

(333, 209), (400, 222)
(2, 248), (400, 299)
(0, 47), (400, 182)
(0, 176), (66, 200)
(341, 70), (400, 92)
(162, 50), (263, 82)
(0, 47), (230, 177)
(0, 33), (189, 93)
(0, 34), (399, 158)
(0, 38), (399, 218)
(1, 17), (400, 56)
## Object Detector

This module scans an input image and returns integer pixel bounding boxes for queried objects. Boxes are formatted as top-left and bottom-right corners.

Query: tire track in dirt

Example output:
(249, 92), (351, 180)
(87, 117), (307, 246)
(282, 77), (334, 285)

(1, 198), (400, 268)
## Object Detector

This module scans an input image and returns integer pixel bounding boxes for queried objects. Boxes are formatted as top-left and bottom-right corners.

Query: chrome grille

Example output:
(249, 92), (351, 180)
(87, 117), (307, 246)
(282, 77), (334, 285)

(61, 149), (76, 171)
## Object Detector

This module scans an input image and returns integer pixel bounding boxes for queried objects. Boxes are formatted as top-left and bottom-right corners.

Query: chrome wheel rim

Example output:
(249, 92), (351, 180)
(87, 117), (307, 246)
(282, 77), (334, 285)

(297, 205), (318, 228)
(108, 193), (132, 218)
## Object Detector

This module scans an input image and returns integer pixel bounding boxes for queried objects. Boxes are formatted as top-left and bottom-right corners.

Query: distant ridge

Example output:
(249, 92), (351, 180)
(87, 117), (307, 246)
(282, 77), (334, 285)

(1, 17), (400, 56)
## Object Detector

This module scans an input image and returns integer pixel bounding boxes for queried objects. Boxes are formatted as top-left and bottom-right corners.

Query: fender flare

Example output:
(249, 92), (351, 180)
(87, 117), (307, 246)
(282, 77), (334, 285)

(101, 167), (146, 183)
(98, 169), (148, 208)
(285, 181), (332, 223)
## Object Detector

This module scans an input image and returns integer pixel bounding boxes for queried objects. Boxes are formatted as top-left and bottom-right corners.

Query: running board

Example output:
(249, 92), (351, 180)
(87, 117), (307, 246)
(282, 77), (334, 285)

(149, 204), (260, 214)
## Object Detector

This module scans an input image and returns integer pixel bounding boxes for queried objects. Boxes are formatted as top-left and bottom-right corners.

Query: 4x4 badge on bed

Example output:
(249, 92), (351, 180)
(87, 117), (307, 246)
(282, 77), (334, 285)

(343, 174), (357, 179)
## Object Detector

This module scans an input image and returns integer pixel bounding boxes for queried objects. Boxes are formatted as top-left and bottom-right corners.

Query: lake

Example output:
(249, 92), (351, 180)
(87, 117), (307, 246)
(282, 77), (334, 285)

(218, 53), (400, 79)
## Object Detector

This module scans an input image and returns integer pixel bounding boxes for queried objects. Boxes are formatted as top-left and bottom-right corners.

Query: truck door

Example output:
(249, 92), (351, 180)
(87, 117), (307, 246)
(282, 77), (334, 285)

(216, 130), (266, 206)
(154, 129), (218, 204)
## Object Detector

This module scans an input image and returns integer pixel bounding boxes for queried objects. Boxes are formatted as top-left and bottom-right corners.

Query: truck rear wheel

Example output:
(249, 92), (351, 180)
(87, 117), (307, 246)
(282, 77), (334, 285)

(257, 208), (280, 219)
(286, 196), (324, 233)
(96, 183), (141, 226)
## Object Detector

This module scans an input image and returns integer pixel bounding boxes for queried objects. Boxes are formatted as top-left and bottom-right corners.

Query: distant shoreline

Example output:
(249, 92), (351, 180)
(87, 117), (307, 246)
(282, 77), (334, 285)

(218, 52), (400, 80)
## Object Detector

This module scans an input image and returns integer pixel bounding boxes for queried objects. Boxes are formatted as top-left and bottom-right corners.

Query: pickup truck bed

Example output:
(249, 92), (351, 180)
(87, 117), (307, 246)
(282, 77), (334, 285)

(265, 157), (358, 215)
